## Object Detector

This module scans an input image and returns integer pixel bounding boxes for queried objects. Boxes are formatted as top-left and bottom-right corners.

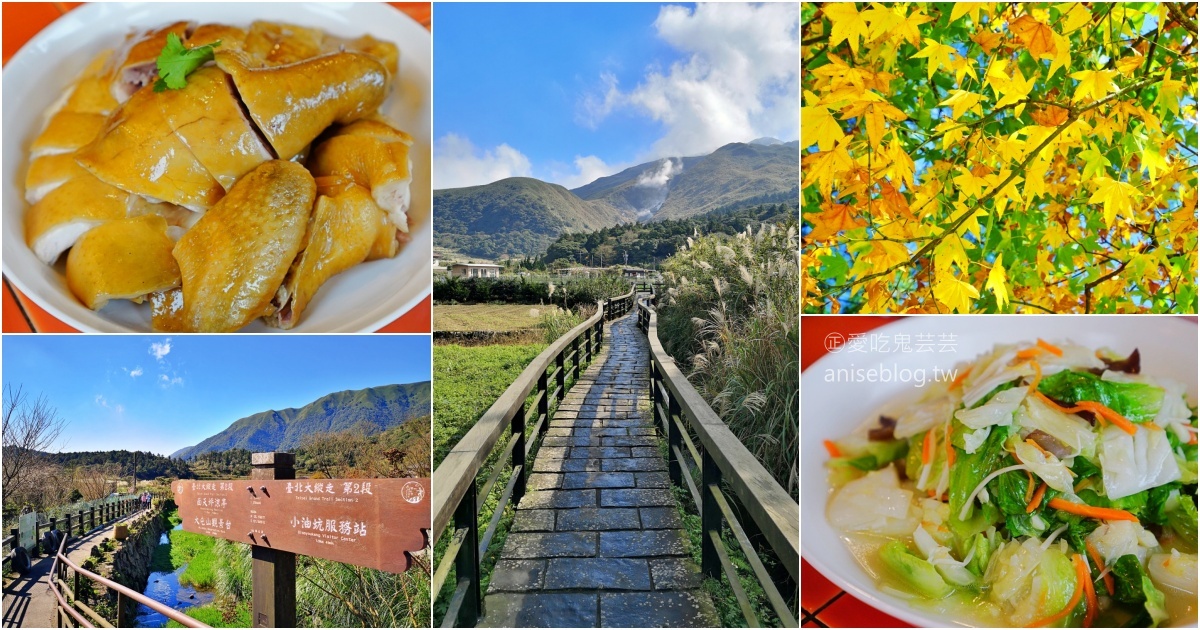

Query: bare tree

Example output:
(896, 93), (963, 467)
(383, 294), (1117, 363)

(2, 385), (67, 494)
(73, 464), (119, 501)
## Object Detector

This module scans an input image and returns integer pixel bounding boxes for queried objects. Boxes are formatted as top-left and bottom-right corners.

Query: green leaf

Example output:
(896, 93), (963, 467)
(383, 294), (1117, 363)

(154, 33), (221, 92)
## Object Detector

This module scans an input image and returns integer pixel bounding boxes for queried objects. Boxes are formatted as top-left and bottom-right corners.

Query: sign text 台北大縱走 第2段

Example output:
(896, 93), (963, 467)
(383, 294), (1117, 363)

(173, 478), (429, 573)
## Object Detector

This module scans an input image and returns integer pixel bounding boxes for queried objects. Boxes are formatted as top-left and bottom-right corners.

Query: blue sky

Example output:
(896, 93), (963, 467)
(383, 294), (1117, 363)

(433, 2), (799, 190)
(2, 336), (431, 456)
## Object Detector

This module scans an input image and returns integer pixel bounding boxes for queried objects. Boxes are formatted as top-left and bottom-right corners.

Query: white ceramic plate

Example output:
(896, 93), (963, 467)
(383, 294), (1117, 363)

(801, 315), (1199, 628)
(2, 2), (431, 332)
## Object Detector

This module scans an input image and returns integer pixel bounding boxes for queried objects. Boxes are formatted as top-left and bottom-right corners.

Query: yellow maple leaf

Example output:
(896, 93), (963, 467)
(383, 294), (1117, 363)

(824, 3), (872, 55)
(910, 38), (957, 80)
(934, 119), (966, 151)
(842, 97), (908, 149)
(938, 90), (984, 120)
(1055, 3), (1093, 32)
(934, 235), (970, 273)
(1070, 69), (1119, 103)
(933, 271), (980, 313)
(950, 2), (988, 24)
(985, 253), (1010, 310)
(801, 101), (845, 152)
(1088, 176), (1143, 228)
(993, 67), (1034, 114)
(1141, 143), (1169, 183)
(801, 139), (855, 197)
(1154, 69), (1184, 117)
(868, 240), (909, 274)
(886, 138), (915, 189)
(1023, 158), (1050, 201)
(953, 167), (986, 199)
(1048, 31), (1071, 78)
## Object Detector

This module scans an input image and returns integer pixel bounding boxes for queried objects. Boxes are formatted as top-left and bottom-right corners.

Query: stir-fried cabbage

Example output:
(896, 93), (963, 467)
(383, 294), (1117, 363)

(1086, 521), (1160, 566)
(1039, 370), (1165, 422)
(955, 387), (1027, 430)
(1099, 424), (1182, 500)
(895, 390), (959, 439)
(1013, 439), (1075, 493)
(827, 467), (917, 536)
(1016, 394), (1097, 458)
(985, 538), (1079, 627)
(1146, 550), (1197, 599)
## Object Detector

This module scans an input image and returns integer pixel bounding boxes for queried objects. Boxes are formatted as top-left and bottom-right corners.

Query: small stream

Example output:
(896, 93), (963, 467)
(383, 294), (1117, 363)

(134, 526), (214, 628)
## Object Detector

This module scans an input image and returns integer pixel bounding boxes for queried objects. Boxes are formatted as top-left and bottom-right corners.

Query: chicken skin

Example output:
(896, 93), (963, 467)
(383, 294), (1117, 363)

(167, 160), (316, 332)
(216, 49), (388, 160)
(66, 215), (180, 310)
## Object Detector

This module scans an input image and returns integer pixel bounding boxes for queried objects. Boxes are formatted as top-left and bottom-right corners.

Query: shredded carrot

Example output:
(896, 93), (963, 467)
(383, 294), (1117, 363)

(950, 365), (973, 389)
(1048, 498), (1140, 522)
(1144, 422), (1162, 431)
(945, 423), (956, 466)
(1028, 359), (1043, 391)
(1081, 554), (1097, 628)
(1085, 541), (1114, 596)
(1190, 433), (1198, 446)
(823, 439), (841, 458)
(1034, 392), (1138, 435)
(1025, 470), (1036, 503)
(1026, 482), (1048, 513)
(1025, 438), (1053, 459)
(922, 429), (935, 465)
(1025, 554), (1087, 627)
(1037, 338), (1064, 357)
(1016, 347), (1044, 360)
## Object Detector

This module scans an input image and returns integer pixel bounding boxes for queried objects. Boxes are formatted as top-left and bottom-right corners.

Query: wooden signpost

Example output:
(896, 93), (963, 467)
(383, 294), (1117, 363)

(173, 453), (430, 627)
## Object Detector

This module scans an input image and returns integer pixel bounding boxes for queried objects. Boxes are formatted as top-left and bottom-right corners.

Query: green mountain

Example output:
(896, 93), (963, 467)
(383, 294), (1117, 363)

(535, 200), (798, 268)
(654, 141), (799, 219)
(169, 383), (431, 460)
(434, 177), (632, 260)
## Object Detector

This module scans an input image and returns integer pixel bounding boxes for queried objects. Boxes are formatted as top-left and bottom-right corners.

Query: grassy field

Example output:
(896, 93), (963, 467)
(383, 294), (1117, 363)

(433, 304), (563, 332)
(433, 344), (547, 464)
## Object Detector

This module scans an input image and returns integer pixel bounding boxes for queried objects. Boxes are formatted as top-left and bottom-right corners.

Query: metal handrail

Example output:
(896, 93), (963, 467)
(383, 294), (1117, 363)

(636, 295), (799, 626)
(432, 285), (636, 627)
(47, 506), (209, 628)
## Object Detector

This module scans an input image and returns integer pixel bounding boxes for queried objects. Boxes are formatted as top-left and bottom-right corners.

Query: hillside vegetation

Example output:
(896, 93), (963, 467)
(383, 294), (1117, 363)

(434, 177), (631, 259)
(171, 383), (431, 460)
(534, 201), (796, 268)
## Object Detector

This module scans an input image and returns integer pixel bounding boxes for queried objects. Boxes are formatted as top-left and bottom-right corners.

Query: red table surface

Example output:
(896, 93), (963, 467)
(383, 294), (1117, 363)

(799, 315), (1197, 627)
(1, 2), (431, 333)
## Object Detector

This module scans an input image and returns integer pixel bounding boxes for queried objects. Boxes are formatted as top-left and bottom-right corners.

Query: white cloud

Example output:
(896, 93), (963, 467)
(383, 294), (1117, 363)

(114, 404), (125, 415)
(433, 133), (533, 189)
(546, 155), (623, 189)
(149, 339), (172, 361)
(159, 374), (184, 388)
(129, 367), (143, 378)
(94, 395), (107, 407)
(581, 2), (799, 159)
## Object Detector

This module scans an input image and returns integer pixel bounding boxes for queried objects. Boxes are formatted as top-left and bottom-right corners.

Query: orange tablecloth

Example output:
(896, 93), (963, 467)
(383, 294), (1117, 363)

(1, 2), (431, 333)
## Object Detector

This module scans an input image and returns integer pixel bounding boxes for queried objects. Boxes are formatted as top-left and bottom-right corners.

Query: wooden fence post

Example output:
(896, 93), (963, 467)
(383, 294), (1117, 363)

(251, 453), (297, 628)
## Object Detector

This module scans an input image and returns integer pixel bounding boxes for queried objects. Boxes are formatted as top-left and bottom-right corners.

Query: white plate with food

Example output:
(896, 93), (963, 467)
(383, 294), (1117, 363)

(2, 2), (431, 332)
(801, 316), (1198, 628)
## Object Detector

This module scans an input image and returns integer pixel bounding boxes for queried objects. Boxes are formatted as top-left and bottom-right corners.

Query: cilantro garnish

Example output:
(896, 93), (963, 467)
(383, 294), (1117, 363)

(153, 33), (221, 92)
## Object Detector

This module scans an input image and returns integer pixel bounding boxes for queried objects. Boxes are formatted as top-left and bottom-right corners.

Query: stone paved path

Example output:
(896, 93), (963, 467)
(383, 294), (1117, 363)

(3, 510), (145, 628)
(479, 309), (717, 628)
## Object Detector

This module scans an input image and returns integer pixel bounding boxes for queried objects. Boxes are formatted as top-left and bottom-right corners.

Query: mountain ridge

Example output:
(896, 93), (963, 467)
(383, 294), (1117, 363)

(170, 382), (431, 460)
(434, 140), (798, 259)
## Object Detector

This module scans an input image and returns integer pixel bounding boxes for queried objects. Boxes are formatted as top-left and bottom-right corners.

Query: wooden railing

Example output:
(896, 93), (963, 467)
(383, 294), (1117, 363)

(637, 295), (799, 627)
(4, 495), (142, 572)
(431, 286), (636, 627)
(48, 516), (209, 628)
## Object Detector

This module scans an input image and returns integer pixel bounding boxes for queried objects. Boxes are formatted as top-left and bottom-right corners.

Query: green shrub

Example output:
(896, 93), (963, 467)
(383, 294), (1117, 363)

(434, 274), (630, 309)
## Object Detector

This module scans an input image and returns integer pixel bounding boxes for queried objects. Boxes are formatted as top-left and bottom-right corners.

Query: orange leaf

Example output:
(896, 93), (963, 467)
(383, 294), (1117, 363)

(970, 30), (1003, 54)
(1009, 15), (1057, 59)
(808, 201), (866, 242)
(1030, 104), (1070, 126)
(878, 180), (915, 220)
